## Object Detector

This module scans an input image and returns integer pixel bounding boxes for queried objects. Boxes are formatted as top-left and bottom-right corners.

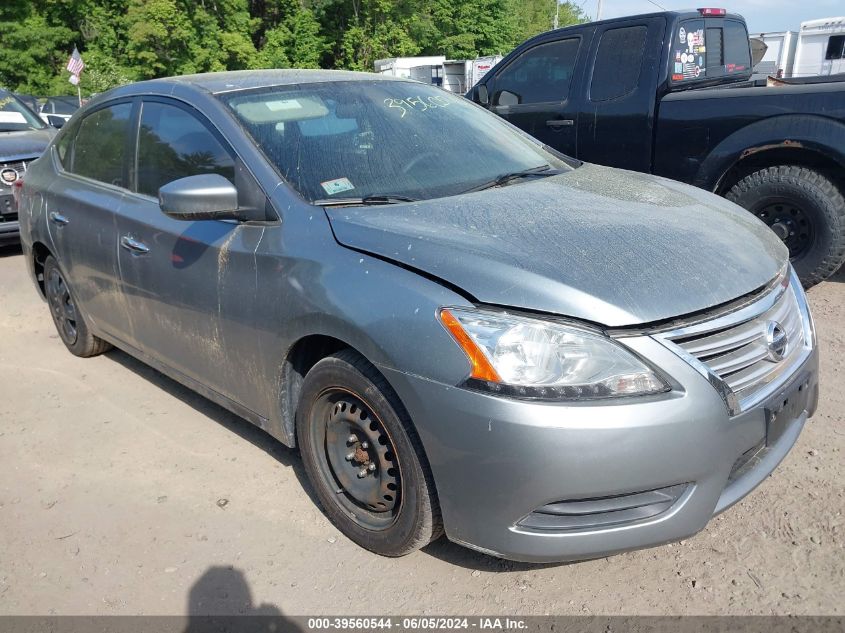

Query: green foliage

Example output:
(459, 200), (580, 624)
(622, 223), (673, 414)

(0, 0), (586, 95)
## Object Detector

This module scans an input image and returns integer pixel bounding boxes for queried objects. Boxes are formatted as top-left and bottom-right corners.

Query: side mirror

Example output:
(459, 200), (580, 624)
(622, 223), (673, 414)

(159, 174), (241, 221)
(46, 115), (65, 129)
(476, 84), (489, 105)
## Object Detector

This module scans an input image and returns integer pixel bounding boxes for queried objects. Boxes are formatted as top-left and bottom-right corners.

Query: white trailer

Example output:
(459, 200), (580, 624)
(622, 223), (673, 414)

(749, 31), (797, 78)
(792, 16), (845, 77)
(374, 56), (446, 81)
(374, 55), (502, 94)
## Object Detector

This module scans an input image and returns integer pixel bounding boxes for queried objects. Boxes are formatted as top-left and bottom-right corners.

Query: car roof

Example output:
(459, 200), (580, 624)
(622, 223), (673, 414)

(121, 69), (405, 96)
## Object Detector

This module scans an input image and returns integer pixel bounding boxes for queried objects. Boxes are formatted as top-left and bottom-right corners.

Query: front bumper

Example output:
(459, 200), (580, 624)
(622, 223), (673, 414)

(380, 336), (818, 563)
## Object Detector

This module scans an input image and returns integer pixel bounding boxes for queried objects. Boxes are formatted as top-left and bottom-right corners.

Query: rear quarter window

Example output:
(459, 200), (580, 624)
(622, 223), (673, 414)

(590, 25), (648, 102)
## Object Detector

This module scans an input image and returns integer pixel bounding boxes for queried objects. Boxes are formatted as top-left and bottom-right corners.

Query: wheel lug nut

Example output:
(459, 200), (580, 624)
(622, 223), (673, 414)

(367, 463), (376, 472)
(360, 441), (368, 449)
(347, 435), (357, 444)
(357, 469), (367, 478)
(345, 452), (355, 461)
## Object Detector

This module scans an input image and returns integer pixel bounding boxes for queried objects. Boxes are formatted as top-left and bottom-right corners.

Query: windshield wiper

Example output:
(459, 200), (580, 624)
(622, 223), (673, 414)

(313, 194), (419, 207)
(462, 165), (557, 194)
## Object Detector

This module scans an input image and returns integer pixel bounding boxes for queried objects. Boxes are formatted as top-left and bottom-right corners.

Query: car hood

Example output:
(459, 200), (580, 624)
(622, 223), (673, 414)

(325, 163), (787, 327)
(0, 128), (55, 162)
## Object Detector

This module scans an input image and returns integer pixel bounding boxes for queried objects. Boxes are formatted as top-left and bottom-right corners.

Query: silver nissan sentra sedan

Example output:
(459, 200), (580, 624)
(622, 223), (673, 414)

(17, 70), (818, 562)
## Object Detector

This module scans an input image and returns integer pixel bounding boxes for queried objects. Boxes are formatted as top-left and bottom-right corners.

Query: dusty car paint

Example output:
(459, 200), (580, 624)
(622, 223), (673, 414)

(18, 71), (818, 562)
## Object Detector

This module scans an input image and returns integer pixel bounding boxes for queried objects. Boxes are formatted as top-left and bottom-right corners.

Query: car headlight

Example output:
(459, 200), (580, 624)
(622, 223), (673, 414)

(439, 308), (669, 400)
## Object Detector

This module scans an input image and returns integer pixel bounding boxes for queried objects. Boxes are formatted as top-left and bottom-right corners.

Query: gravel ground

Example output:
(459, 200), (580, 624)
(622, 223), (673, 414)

(0, 244), (843, 617)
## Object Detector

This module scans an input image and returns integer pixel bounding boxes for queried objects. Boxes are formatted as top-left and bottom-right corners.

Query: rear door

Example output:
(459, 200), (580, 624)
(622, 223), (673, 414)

(486, 34), (589, 157)
(46, 100), (133, 337)
(114, 97), (270, 414)
(577, 17), (664, 171)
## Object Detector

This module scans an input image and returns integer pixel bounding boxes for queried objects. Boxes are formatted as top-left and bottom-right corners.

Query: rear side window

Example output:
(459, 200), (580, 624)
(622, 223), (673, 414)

(672, 19), (750, 83)
(135, 101), (235, 197)
(591, 25), (648, 102)
(71, 103), (132, 187)
(492, 38), (580, 106)
(826, 35), (845, 60)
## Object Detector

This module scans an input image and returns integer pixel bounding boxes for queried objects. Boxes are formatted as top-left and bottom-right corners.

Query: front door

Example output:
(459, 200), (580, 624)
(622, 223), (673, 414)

(114, 99), (269, 415)
(487, 36), (586, 158)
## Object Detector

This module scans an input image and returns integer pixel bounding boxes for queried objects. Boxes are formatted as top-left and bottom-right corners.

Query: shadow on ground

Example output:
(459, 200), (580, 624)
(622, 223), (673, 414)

(184, 566), (302, 631)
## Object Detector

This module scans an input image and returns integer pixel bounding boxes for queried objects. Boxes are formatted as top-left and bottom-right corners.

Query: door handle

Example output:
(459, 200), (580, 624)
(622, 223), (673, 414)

(120, 235), (150, 254)
(546, 119), (574, 128)
(49, 212), (69, 226)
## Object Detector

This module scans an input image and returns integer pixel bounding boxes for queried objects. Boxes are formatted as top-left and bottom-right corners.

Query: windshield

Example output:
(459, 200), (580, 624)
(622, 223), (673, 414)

(0, 90), (46, 132)
(222, 80), (572, 203)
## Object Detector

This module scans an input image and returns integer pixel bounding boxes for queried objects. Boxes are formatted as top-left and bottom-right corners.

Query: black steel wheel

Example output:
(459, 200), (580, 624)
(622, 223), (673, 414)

(755, 200), (813, 260)
(311, 390), (402, 529)
(726, 165), (845, 288)
(46, 264), (79, 345)
(43, 255), (112, 357)
(296, 350), (442, 556)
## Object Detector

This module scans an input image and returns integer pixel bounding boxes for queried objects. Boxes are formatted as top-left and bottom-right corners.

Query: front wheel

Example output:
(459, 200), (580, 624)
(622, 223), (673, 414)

(725, 165), (845, 288)
(296, 350), (442, 556)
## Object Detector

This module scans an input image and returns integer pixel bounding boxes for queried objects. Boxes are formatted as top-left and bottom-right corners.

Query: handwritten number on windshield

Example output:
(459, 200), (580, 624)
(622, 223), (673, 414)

(384, 95), (450, 118)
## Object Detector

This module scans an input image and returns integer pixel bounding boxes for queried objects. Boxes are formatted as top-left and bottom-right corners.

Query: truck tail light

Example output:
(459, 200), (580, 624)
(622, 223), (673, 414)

(698, 8), (727, 16)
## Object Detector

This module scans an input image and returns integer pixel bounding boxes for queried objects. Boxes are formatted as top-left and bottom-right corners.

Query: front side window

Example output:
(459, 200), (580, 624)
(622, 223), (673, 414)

(222, 81), (572, 203)
(492, 39), (580, 106)
(71, 103), (132, 187)
(136, 101), (235, 197)
(591, 25), (648, 102)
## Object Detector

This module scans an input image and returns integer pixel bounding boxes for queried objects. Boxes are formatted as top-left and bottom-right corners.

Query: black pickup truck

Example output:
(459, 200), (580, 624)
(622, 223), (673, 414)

(469, 8), (845, 287)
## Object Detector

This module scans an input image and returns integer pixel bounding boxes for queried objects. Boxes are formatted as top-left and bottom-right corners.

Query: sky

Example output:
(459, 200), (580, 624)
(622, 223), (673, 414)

(582, 0), (845, 33)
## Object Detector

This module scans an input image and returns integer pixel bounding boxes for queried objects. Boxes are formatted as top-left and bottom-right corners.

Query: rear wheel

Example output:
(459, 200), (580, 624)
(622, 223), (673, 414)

(43, 255), (111, 357)
(725, 165), (845, 288)
(296, 349), (442, 556)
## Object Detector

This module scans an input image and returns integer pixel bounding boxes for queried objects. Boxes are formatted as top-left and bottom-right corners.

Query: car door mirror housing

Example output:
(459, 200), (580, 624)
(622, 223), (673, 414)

(47, 115), (66, 129)
(476, 84), (489, 105)
(158, 174), (242, 221)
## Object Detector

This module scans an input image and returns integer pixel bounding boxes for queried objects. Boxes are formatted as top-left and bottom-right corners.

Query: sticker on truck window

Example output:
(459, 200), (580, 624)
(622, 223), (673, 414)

(321, 177), (355, 195)
(673, 25), (706, 82)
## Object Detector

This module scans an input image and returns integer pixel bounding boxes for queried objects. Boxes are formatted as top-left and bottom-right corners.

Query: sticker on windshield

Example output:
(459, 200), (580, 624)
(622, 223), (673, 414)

(678, 26), (686, 43)
(266, 99), (303, 111)
(0, 112), (27, 124)
(321, 177), (355, 195)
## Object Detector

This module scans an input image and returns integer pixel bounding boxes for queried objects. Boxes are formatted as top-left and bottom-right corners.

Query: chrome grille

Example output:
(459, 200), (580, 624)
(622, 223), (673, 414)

(0, 159), (32, 175)
(656, 268), (812, 414)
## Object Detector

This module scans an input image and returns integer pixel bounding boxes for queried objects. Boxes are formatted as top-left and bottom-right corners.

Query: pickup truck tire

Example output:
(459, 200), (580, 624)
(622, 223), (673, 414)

(726, 166), (845, 288)
(43, 255), (112, 357)
(296, 349), (443, 556)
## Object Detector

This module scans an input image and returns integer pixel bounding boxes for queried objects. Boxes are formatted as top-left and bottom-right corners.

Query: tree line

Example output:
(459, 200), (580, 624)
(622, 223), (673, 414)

(0, 0), (587, 97)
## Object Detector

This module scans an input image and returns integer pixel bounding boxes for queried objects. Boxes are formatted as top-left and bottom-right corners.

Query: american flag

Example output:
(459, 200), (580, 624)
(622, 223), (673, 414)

(66, 47), (84, 76)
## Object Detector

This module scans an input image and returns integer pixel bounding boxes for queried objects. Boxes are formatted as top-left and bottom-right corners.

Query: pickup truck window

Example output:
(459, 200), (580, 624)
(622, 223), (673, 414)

(492, 38), (580, 106)
(673, 19), (750, 83)
(591, 25), (647, 102)
(826, 35), (845, 60)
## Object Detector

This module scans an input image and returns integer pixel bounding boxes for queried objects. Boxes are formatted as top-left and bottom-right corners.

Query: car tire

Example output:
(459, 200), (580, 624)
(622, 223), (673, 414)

(43, 255), (112, 357)
(725, 165), (845, 288)
(296, 349), (443, 556)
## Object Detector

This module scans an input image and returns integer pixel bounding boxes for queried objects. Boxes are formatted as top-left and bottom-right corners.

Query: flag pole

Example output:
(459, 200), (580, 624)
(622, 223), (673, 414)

(77, 83), (82, 108)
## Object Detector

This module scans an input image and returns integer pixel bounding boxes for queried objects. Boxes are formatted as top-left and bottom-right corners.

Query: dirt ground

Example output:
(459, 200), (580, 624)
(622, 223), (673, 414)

(0, 243), (843, 617)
